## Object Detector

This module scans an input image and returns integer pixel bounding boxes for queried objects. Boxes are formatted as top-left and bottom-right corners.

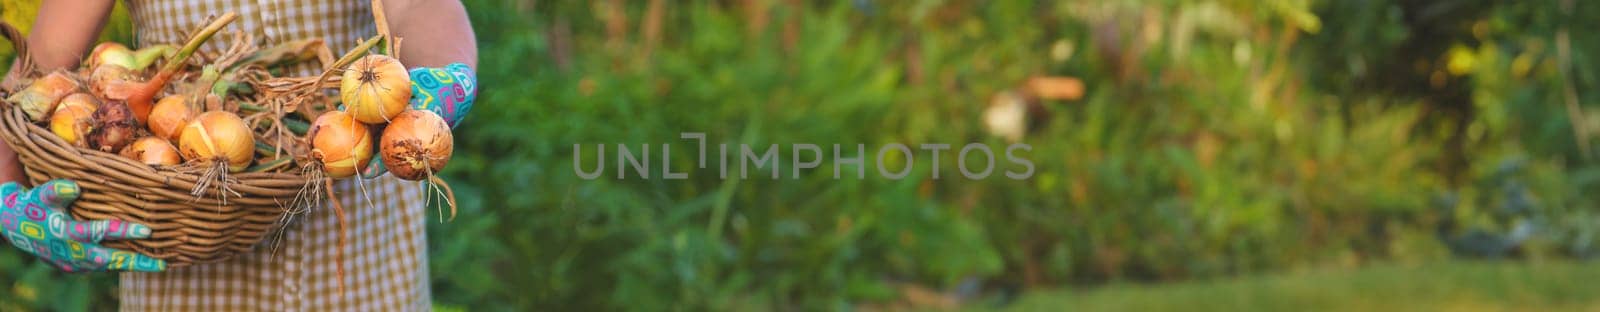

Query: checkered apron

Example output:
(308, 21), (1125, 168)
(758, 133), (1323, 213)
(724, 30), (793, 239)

(117, 1), (432, 311)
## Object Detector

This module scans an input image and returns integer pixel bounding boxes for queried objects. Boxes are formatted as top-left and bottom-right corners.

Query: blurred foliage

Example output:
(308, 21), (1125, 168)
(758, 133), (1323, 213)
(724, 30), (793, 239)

(1, 0), (1599, 310)
(999, 260), (1600, 311)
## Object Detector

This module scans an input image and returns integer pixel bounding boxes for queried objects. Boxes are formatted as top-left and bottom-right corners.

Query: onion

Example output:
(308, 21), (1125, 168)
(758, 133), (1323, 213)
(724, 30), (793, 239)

(340, 55), (412, 124)
(380, 110), (452, 180)
(308, 111), (374, 178)
(55, 93), (100, 115)
(9, 71), (80, 121)
(148, 96), (193, 141)
(49, 94), (99, 146)
(121, 137), (181, 166)
(86, 43), (173, 72)
(86, 101), (140, 153)
(178, 111), (255, 172)
(88, 65), (134, 100)
(86, 42), (136, 70)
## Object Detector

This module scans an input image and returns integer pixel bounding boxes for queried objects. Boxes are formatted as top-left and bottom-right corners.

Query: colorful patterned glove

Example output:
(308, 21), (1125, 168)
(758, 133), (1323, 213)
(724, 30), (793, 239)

(0, 180), (165, 272)
(407, 63), (476, 127)
(361, 63), (477, 179)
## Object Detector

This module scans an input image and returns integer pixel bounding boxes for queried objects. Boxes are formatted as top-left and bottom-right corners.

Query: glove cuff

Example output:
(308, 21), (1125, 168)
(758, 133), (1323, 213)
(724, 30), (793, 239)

(408, 63), (477, 127)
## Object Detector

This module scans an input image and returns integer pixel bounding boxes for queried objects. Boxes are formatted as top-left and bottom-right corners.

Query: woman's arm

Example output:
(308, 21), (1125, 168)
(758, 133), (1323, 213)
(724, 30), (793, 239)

(0, 1), (115, 184)
(8, 1), (114, 73)
(383, 0), (478, 69)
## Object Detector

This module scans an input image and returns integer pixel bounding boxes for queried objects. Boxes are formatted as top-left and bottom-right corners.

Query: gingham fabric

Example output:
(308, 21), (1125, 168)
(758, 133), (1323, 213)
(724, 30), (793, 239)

(127, 0), (376, 64)
(119, 177), (431, 311)
(118, 1), (432, 311)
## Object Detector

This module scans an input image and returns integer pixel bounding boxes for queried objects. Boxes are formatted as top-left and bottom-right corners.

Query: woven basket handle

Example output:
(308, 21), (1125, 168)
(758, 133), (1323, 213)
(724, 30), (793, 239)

(0, 22), (32, 97)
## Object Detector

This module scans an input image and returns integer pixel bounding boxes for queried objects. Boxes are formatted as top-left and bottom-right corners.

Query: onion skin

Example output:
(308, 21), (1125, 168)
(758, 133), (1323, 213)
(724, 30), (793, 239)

(49, 94), (100, 146)
(380, 110), (453, 180)
(309, 111), (374, 178)
(9, 72), (80, 121)
(121, 137), (182, 166)
(178, 111), (255, 172)
(148, 96), (193, 141)
(341, 55), (412, 124)
(86, 101), (140, 153)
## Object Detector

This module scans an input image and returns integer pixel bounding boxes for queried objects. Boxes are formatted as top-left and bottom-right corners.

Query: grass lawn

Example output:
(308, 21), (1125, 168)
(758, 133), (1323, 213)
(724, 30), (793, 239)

(991, 261), (1600, 311)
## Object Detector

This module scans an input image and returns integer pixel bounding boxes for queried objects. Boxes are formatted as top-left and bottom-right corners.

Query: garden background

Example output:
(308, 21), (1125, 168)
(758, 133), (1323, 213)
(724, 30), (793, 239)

(3, 0), (1600, 310)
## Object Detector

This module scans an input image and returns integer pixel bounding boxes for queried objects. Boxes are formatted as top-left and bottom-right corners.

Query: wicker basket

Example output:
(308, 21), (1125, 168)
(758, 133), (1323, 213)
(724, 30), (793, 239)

(0, 21), (314, 266)
(0, 107), (311, 266)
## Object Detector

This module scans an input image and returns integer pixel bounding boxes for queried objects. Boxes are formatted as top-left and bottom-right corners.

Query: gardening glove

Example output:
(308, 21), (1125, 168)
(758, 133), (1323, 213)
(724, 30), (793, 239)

(361, 63), (477, 179)
(0, 180), (166, 272)
(407, 63), (477, 127)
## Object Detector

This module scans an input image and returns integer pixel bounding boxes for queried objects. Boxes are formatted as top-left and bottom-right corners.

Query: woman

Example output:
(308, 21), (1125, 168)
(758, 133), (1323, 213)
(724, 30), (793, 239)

(0, 0), (477, 310)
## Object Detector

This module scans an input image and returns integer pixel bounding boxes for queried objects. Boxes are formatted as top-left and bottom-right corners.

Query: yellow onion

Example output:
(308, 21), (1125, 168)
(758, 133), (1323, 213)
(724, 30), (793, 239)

(148, 96), (193, 141)
(54, 92), (100, 116)
(48, 94), (100, 146)
(86, 42), (136, 70)
(178, 111), (255, 172)
(380, 110), (453, 180)
(120, 137), (181, 166)
(9, 72), (80, 121)
(340, 55), (412, 124)
(87, 65), (134, 100)
(308, 111), (374, 178)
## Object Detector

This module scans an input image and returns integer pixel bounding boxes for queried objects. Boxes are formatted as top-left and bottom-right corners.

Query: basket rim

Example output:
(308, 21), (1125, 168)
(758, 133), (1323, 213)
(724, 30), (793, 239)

(0, 106), (313, 190)
(0, 103), (320, 267)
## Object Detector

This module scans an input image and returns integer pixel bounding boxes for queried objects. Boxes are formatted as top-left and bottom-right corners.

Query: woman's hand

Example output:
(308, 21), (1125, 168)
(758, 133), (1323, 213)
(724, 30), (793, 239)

(0, 180), (166, 272)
